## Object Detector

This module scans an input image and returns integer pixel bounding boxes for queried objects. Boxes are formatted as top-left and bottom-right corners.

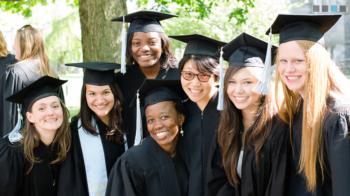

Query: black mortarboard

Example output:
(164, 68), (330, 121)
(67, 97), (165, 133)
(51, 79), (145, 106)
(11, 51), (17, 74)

(267, 14), (341, 44)
(6, 76), (66, 113)
(111, 10), (176, 34)
(222, 33), (276, 67)
(139, 79), (186, 108)
(65, 62), (120, 85)
(169, 34), (226, 59)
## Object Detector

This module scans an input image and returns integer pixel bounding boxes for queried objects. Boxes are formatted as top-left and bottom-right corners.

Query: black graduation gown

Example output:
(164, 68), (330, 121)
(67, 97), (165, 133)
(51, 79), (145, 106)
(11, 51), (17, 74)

(0, 60), (41, 136)
(287, 99), (350, 196)
(0, 54), (16, 136)
(57, 117), (125, 196)
(178, 92), (220, 196)
(115, 65), (180, 147)
(106, 136), (188, 196)
(0, 59), (65, 137)
(207, 117), (290, 196)
(0, 138), (60, 196)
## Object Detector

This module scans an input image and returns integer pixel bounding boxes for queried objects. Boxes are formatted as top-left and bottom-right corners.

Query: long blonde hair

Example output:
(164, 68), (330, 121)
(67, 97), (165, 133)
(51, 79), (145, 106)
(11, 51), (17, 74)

(15, 25), (55, 76)
(275, 40), (350, 192)
(0, 31), (9, 57)
(22, 99), (71, 173)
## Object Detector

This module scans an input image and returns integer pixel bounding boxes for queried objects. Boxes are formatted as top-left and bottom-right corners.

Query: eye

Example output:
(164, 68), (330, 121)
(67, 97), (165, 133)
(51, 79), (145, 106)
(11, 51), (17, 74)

(132, 41), (141, 47)
(52, 104), (60, 109)
(38, 107), (45, 111)
(228, 80), (236, 84)
(103, 90), (111, 95)
(87, 92), (95, 96)
(279, 59), (287, 64)
(296, 59), (305, 63)
(243, 81), (253, 85)
(160, 115), (169, 120)
(146, 118), (154, 125)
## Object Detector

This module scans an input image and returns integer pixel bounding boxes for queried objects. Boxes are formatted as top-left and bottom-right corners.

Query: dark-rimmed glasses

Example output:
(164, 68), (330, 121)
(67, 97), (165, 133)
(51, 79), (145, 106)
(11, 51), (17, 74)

(181, 71), (211, 82)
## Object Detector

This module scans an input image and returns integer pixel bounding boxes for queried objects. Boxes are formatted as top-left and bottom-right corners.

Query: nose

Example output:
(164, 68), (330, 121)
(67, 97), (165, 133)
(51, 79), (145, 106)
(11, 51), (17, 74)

(284, 62), (296, 73)
(190, 75), (201, 86)
(234, 84), (244, 93)
(95, 95), (105, 104)
(153, 119), (164, 130)
(140, 44), (150, 52)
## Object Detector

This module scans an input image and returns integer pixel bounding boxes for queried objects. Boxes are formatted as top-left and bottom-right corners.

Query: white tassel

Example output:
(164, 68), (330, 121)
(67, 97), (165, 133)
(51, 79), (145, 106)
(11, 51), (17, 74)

(7, 105), (23, 143)
(217, 48), (225, 111)
(120, 16), (127, 74)
(255, 29), (273, 95)
(134, 91), (143, 145)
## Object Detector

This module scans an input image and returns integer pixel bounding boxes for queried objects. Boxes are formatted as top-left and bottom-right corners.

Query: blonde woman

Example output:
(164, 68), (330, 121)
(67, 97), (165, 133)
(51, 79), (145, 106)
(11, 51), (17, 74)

(1, 25), (60, 135)
(271, 14), (350, 195)
(0, 76), (70, 196)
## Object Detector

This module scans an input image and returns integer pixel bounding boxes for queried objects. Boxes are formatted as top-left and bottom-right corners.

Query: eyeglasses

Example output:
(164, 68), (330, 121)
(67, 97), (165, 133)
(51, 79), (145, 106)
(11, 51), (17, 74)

(181, 71), (211, 82)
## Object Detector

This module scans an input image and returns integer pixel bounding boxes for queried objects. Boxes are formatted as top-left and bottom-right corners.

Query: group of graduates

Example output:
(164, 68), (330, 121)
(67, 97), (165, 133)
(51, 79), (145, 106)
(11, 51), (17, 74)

(0, 9), (350, 196)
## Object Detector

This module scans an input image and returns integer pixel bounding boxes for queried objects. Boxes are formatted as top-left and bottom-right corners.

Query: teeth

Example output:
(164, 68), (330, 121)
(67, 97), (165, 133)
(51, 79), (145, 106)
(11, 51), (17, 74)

(155, 132), (168, 139)
(190, 89), (201, 94)
(286, 76), (300, 81)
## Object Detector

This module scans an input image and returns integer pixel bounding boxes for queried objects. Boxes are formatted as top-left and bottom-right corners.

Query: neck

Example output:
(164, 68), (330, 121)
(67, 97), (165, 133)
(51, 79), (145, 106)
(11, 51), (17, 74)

(39, 130), (57, 146)
(242, 107), (258, 131)
(139, 64), (161, 79)
(197, 87), (217, 111)
(99, 115), (109, 126)
(161, 136), (178, 157)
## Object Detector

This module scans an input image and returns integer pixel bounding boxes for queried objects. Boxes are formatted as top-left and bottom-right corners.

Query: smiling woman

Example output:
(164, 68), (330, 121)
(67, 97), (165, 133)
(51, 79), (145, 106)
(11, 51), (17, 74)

(113, 11), (180, 147)
(58, 62), (126, 196)
(0, 76), (70, 196)
(106, 79), (188, 196)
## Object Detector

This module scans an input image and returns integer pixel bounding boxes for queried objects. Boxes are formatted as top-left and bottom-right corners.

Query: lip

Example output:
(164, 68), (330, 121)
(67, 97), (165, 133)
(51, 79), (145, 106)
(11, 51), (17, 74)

(285, 75), (301, 82)
(152, 131), (169, 140)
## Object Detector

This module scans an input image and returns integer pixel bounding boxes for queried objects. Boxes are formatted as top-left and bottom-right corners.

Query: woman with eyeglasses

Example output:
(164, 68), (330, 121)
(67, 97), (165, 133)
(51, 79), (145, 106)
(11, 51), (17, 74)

(169, 34), (225, 196)
(1, 24), (62, 136)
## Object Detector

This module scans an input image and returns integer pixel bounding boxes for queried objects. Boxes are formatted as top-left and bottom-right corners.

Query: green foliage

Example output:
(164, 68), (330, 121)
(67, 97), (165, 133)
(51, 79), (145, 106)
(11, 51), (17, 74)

(137, 0), (255, 25)
(0, 0), (77, 17)
(45, 11), (82, 74)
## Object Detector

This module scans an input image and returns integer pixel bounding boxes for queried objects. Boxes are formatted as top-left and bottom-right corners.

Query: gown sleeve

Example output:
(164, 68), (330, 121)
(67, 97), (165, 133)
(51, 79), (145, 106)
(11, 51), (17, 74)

(2, 69), (25, 134)
(206, 136), (236, 196)
(324, 112), (350, 196)
(0, 138), (25, 196)
(266, 118), (290, 196)
(106, 156), (145, 196)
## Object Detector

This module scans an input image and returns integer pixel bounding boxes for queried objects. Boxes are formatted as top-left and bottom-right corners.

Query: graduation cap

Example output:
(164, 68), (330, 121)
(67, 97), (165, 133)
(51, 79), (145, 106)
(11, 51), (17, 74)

(222, 33), (276, 95)
(169, 34), (226, 59)
(112, 11), (176, 74)
(223, 33), (276, 67)
(112, 10), (176, 34)
(267, 14), (342, 44)
(7, 76), (67, 114)
(65, 62), (120, 85)
(134, 79), (186, 145)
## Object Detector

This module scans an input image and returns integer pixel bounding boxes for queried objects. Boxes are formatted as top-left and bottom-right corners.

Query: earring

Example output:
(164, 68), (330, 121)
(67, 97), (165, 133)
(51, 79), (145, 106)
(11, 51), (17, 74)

(180, 125), (184, 136)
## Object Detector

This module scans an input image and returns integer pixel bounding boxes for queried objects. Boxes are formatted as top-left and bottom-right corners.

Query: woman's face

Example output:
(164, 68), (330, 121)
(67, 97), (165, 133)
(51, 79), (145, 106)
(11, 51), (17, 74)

(180, 59), (216, 108)
(131, 32), (162, 68)
(145, 101), (184, 151)
(85, 84), (115, 123)
(277, 41), (308, 95)
(226, 67), (261, 112)
(26, 96), (63, 135)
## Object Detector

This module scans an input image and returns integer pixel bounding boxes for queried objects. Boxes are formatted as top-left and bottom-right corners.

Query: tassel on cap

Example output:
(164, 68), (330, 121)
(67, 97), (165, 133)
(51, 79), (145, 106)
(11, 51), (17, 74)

(134, 91), (143, 145)
(7, 105), (23, 143)
(217, 47), (225, 111)
(255, 29), (273, 95)
(120, 16), (127, 74)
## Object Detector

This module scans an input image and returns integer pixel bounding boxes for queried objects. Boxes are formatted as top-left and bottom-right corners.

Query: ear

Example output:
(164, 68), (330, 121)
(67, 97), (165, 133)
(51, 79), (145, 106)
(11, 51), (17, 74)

(178, 114), (185, 126)
(26, 112), (35, 123)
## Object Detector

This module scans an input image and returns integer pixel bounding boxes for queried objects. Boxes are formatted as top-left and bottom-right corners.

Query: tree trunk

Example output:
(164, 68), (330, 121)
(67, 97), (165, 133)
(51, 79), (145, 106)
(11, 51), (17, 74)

(79, 0), (127, 62)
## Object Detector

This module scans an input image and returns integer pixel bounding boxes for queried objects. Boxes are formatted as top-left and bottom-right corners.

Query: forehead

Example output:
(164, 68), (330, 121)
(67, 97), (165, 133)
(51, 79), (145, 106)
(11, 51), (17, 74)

(145, 101), (176, 114)
(278, 41), (305, 57)
(132, 32), (161, 40)
(32, 96), (60, 106)
(230, 67), (262, 80)
(85, 84), (111, 91)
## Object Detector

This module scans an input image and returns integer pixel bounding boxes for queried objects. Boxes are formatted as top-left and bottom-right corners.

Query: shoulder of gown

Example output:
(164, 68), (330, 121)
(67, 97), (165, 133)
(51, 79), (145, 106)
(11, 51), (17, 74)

(0, 138), (25, 196)
(322, 99), (350, 195)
